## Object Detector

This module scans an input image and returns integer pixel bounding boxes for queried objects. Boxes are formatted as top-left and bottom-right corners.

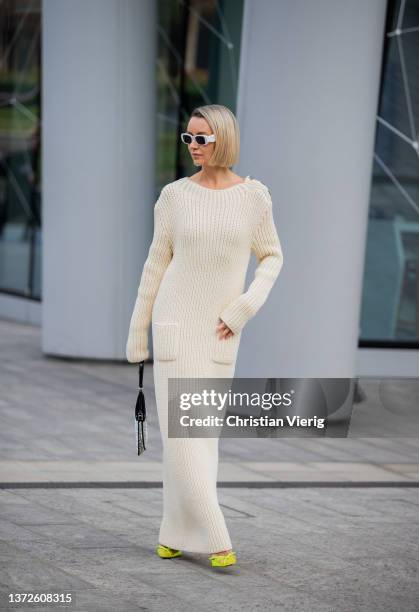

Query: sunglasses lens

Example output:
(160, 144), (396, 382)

(195, 136), (206, 145)
(181, 134), (192, 144)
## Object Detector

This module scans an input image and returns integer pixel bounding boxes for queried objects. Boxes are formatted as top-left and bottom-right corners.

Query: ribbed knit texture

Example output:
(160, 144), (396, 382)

(126, 175), (284, 553)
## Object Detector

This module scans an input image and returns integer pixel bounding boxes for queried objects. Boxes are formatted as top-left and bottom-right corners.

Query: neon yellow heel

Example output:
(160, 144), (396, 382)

(208, 550), (237, 567)
(156, 544), (182, 559)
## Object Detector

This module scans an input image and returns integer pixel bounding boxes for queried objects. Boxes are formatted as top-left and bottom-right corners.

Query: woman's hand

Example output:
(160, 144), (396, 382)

(216, 318), (234, 340)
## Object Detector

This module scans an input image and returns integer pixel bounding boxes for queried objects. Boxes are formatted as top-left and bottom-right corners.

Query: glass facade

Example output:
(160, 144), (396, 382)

(156, 0), (244, 190)
(0, 0), (41, 299)
(360, 0), (419, 346)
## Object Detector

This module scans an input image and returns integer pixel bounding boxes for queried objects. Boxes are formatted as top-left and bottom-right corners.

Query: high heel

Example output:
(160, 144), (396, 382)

(156, 544), (182, 559)
(208, 550), (237, 567)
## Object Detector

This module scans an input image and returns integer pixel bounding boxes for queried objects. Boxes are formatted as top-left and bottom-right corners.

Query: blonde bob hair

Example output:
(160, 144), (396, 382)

(190, 104), (240, 168)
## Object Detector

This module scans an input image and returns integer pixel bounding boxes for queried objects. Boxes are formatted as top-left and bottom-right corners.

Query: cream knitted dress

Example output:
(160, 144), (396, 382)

(126, 175), (284, 553)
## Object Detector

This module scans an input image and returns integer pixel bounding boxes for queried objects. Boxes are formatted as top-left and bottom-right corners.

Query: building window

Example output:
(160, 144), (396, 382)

(156, 0), (244, 190)
(0, 0), (41, 299)
(360, 0), (419, 346)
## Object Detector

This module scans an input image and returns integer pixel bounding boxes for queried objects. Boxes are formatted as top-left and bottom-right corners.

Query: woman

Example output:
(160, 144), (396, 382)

(126, 104), (284, 567)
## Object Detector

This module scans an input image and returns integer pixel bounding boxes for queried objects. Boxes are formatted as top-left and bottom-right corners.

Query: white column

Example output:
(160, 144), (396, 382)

(235, 0), (387, 377)
(42, 0), (156, 358)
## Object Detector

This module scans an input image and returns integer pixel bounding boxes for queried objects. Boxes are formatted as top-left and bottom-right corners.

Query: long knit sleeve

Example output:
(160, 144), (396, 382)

(126, 189), (173, 363)
(219, 187), (284, 335)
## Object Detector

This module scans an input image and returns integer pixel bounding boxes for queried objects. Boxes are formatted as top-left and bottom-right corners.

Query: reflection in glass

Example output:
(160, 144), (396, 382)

(156, 0), (244, 192)
(360, 0), (419, 343)
(0, 0), (41, 298)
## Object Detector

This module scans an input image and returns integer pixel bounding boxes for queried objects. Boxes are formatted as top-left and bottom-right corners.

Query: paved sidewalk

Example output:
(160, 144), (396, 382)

(1, 320), (419, 610)
(1, 485), (419, 611)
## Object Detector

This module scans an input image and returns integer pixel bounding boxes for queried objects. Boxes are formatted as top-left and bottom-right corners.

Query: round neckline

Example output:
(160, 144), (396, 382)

(185, 175), (251, 192)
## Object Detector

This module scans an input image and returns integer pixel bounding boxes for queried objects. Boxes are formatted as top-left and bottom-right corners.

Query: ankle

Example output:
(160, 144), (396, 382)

(211, 548), (232, 555)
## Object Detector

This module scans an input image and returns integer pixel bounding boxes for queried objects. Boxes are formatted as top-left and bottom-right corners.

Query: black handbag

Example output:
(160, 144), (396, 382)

(134, 360), (147, 455)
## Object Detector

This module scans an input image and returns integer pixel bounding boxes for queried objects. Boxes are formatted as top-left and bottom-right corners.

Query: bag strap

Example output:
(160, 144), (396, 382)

(138, 360), (144, 389)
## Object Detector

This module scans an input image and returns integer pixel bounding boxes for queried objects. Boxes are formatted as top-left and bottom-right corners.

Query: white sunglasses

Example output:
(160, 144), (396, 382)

(180, 132), (216, 146)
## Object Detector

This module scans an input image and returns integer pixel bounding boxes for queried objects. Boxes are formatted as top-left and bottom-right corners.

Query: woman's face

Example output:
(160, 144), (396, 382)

(185, 116), (214, 167)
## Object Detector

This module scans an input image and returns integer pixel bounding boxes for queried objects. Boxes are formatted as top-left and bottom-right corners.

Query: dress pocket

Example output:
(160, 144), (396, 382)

(211, 332), (241, 365)
(152, 322), (179, 361)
